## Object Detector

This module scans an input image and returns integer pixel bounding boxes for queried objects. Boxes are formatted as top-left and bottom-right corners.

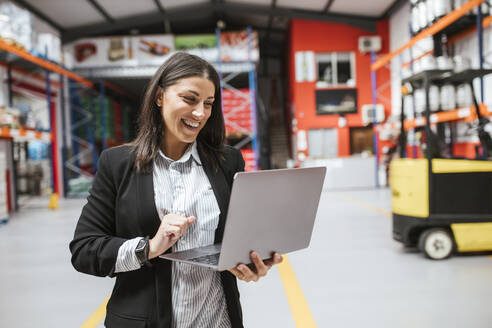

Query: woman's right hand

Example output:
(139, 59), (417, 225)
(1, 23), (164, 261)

(148, 213), (196, 259)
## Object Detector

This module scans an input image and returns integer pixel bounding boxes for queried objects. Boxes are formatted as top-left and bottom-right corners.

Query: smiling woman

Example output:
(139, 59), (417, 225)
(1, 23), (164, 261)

(157, 76), (216, 160)
(131, 52), (226, 173)
(69, 52), (282, 328)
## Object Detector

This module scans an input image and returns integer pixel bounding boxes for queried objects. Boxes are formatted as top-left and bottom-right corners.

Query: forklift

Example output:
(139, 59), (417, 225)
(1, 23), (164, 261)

(390, 69), (492, 260)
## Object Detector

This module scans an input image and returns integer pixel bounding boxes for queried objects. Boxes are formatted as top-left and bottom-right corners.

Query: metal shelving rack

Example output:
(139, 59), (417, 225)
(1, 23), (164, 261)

(0, 38), (91, 208)
(0, 38), (122, 208)
(216, 27), (261, 170)
(0, 36), (132, 200)
(64, 75), (134, 197)
(372, 0), (492, 185)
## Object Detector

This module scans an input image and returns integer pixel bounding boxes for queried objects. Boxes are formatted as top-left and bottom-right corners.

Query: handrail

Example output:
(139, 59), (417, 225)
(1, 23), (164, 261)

(372, 0), (485, 71)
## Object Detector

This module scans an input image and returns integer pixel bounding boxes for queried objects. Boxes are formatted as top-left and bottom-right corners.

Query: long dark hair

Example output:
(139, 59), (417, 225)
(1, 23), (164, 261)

(131, 52), (225, 172)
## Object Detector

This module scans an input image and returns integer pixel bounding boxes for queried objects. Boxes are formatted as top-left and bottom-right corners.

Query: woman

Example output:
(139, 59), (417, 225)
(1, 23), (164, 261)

(69, 52), (282, 328)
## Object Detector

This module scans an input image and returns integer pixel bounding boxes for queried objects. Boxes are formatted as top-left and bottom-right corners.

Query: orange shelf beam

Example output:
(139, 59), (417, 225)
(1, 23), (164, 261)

(0, 127), (51, 141)
(372, 0), (485, 71)
(378, 104), (491, 132)
(401, 14), (492, 68)
(401, 50), (434, 68)
(0, 40), (133, 97)
(0, 60), (62, 88)
(0, 39), (94, 88)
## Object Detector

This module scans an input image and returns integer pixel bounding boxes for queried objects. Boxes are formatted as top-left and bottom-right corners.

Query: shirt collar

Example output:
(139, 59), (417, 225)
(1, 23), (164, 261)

(190, 142), (202, 165)
(158, 142), (202, 166)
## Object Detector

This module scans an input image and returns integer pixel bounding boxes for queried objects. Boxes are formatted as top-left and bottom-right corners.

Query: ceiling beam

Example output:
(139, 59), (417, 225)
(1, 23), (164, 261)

(12, 0), (64, 32)
(62, 2), (377, 43)
(218, 25), (286, 35)
(380, 0), (407, 19)
(212, 0), (226, 30)
(153, 0), (171, 33)
(153, 0), (165, 13)
(87, 0), (114, 23)
(323, 0), (335, 12)
(216, 3), (377, 32)
(62, 3), (214, 43)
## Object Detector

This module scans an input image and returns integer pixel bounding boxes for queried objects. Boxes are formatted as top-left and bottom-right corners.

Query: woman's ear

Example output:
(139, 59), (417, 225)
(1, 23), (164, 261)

(155, 88), (163, 108)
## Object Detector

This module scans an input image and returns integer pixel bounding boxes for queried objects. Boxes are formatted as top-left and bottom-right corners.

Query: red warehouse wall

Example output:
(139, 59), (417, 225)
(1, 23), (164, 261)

(288, 19), (391, 158)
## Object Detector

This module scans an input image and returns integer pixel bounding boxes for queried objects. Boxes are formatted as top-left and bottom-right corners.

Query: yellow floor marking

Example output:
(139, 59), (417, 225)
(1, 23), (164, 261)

(84, 263), (316, 328)
(81, 296), (109, 328)
(277, 255), (317, 328)
(338, 194), (391, 218)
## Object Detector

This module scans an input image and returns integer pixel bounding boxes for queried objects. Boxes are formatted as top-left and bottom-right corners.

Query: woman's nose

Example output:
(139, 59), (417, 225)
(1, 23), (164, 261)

(192, 105), (205, 119)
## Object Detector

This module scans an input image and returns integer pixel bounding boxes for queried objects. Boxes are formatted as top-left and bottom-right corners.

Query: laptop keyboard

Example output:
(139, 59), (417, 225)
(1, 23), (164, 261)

(188, 253), (220, 266)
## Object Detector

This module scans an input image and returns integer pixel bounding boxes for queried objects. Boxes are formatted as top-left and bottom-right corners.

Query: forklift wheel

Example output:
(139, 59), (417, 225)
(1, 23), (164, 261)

(418, 228), (454, 260)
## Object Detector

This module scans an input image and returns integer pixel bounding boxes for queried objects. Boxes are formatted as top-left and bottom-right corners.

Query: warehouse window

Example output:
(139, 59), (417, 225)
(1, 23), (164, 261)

(316, 52), (355, 87)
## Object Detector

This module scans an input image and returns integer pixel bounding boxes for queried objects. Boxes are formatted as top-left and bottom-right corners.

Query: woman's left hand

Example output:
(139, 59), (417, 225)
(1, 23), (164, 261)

(228, 252), (283, 283)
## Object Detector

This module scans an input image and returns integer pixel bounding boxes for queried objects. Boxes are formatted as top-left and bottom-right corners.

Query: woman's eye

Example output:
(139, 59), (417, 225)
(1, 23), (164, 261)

(183, 96), (195, 102)
(205, 102), (213, 107)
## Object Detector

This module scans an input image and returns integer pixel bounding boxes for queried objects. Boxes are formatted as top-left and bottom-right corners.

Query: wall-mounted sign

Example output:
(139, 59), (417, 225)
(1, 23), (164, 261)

(67, 34), (174, 68)
(174, 34), (218, 62)
(66, 30), (260, 69)
(220, 30), (259, 62)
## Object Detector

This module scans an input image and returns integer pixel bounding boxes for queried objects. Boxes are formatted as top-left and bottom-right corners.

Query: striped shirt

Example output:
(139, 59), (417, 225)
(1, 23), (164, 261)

(115, 142), (231, 328)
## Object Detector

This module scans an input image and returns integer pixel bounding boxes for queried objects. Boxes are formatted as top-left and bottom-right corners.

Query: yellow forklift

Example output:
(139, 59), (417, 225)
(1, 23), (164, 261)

(390, 69), (492, 260)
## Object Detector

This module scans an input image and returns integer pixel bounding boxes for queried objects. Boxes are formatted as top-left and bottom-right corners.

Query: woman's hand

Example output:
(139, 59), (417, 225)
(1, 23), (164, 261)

(229, 252), (283, 283)
(148, 213), (196, 259)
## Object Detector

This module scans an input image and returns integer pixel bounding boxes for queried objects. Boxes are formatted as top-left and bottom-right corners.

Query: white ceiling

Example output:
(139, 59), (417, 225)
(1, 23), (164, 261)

(227, 0), (272, 5)
(21, 0), (395, 31)
(277, 0), (327, 11)
(161, 0), (208, 10)
(96, 0), (157, 20)
(330, 0), (394, 17)
(23, 0), (106, 28)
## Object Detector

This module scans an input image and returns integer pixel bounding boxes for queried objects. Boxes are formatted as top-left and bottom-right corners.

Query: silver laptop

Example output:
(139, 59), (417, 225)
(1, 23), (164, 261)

(160, 167), (326, 271)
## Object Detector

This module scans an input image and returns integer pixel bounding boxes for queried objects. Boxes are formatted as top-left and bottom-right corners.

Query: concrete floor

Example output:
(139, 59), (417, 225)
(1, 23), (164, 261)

(1, 189), (491, 327)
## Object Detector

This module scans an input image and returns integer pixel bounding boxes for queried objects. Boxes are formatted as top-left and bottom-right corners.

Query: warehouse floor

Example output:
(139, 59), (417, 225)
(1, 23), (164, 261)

(1, 189), (491, 328)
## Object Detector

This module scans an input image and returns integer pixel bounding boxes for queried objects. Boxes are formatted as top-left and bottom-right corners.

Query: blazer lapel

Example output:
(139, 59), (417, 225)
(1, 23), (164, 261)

(198, 145), (230, 243)
(136, 168), (161, 237)
(135, 166), (172, 327)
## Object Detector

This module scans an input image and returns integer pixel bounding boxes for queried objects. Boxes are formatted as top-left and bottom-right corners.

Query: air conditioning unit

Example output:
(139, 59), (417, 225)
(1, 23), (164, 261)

(358, 36), (382, 53)
(362, 104), (385, 125)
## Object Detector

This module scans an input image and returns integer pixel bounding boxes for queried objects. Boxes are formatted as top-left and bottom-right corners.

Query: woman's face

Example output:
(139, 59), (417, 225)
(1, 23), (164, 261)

(158, 76), (215, 149)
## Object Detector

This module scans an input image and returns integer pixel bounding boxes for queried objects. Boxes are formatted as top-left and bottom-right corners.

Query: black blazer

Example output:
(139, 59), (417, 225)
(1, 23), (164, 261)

(69, 143), (245, 328)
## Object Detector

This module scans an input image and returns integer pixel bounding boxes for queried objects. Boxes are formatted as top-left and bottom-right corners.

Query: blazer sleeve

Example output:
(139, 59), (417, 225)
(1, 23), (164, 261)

(69, 150), (127, 277)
